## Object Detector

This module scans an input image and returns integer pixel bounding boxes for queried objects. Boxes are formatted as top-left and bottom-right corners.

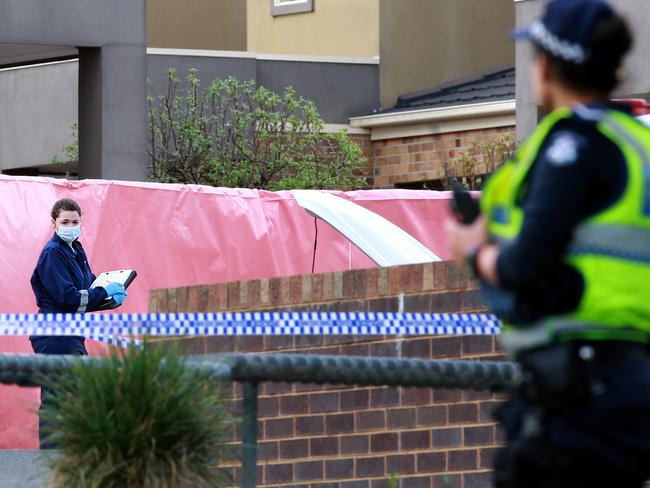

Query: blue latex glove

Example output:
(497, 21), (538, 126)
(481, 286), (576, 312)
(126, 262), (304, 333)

(112, 291), (127, 306)
(103, 282), (126, 297)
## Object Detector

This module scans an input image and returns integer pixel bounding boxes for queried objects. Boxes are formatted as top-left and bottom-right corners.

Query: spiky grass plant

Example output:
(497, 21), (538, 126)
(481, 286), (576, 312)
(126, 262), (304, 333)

(41, 344), (231, 488)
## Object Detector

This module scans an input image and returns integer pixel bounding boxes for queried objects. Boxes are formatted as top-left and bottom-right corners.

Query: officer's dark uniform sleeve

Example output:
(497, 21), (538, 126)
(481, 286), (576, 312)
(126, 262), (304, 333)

(37, 249), (108, 312)
(495, 124), (626, 288)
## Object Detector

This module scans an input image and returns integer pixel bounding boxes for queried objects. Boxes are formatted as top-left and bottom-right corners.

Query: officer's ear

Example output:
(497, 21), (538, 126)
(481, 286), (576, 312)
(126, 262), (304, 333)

(536, 53), (553, 84)
(532, 52), (557, 111)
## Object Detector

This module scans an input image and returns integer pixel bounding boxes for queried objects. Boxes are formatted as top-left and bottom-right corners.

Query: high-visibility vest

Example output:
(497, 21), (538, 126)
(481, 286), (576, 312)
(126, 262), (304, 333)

(481, 106), (650, 353)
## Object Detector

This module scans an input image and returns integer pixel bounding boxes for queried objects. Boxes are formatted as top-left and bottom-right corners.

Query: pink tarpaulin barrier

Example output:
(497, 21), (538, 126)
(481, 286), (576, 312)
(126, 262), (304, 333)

(0, 175), (454, 448)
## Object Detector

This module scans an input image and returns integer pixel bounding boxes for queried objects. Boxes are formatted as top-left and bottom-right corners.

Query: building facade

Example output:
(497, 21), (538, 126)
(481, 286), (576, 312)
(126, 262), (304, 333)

(0, 0), (147, 180)
(379, 0), (514, 108)
(352, 68), (516, 189)
(0, 0), (515, 183)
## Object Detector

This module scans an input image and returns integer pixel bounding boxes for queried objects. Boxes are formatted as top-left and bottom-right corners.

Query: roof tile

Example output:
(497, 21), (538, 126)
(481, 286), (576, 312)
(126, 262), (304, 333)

(380, 66), (515, 114)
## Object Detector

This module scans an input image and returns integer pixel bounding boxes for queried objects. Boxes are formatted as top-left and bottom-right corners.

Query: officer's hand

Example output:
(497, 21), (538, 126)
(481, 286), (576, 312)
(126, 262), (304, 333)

(103, 282), (126, 297)
(445, 216), (501, 285)
(445, 216), (488, 262)
(112, 291), (127, 306)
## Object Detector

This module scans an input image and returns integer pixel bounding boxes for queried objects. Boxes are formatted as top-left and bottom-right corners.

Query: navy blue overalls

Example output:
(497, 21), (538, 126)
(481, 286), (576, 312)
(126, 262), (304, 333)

(30, 233), (107, 447)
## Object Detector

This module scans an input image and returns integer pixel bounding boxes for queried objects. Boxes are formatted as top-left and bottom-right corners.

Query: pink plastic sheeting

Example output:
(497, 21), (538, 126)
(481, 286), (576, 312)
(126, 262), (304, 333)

(0, 175), (454, 448)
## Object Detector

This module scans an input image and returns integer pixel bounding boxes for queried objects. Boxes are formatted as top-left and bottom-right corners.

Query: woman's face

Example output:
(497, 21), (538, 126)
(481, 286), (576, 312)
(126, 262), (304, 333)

(53, 210), (81, 230)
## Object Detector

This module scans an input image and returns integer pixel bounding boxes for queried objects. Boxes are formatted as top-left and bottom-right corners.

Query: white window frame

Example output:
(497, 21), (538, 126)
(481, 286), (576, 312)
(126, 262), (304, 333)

(271, 0), (314, 16)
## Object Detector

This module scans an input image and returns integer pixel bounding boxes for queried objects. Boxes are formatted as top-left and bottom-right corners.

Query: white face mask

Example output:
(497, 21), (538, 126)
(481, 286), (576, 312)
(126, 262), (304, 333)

(57, 225), (81, 243)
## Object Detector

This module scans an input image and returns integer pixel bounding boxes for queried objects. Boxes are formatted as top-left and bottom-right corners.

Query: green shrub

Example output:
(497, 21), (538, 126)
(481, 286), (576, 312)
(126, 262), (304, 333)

(147, 69), (367, 190)
(42, 344), (231, 488)
(51, 123), (79, 165)
(444, 132), (516, 190)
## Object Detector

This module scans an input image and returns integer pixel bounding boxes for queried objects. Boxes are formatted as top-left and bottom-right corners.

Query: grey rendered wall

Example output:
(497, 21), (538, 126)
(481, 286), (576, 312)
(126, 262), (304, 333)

(0, 44), (77, 68)
(515, 0), (650, 139)
(0, 0), (144, 47)
(514, 0), (545, 139)
(0, 61), (77, 171)
(379, 0), (516, 108)
(148, 55), (379, 122)
(146, 54), (257, 96)
(256, 59), (379, 122)
(0, 0), (147, 181)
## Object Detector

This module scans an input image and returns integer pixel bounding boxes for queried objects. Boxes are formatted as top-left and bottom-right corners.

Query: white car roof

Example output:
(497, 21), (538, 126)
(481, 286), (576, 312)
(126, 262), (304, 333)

(292, 190), (441, 267)
(639, 114), (650, 127)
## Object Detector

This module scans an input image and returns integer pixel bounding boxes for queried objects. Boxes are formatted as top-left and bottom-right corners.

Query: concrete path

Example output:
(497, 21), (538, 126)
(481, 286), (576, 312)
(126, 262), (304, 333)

(0, 450), (54, 487)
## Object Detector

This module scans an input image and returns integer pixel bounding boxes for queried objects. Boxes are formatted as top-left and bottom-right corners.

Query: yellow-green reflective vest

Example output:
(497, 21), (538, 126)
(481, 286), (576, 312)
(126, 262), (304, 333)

(481, 106), (650, 352)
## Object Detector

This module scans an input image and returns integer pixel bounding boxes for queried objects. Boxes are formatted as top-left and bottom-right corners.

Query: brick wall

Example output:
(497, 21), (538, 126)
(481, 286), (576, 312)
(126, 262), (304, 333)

(370, 127), (514, 189)
(350, 133), (374, 187)
(150, 262), (505, 488)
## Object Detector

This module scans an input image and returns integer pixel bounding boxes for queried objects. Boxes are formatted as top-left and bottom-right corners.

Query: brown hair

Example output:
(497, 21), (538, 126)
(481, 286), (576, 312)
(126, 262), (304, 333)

(51, 198), (82, 220)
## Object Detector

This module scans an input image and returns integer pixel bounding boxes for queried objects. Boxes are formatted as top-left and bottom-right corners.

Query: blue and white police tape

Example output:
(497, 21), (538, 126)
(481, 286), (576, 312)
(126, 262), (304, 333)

(0, 312), (501, 338)
(93, 334), (143, 348)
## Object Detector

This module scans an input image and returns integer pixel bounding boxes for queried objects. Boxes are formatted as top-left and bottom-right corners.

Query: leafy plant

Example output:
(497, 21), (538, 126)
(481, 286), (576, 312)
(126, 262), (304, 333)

(51, 123), (79, 165)
(389, 473), (399, 488)
(147, 69), (367, 190)
(444, 132), (516, 190)
(41, 343), (231, 488)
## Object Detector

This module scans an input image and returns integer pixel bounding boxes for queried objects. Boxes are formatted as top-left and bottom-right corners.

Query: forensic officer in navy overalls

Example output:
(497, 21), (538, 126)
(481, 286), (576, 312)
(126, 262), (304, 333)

(446, 1), (650, 486)
(30, 198), (128, 448)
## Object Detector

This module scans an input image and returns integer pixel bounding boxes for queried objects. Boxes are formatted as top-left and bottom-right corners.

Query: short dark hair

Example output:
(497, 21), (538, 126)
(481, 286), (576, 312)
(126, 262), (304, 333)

(535, 15), (633, 94)
(51, 198), (82, 220)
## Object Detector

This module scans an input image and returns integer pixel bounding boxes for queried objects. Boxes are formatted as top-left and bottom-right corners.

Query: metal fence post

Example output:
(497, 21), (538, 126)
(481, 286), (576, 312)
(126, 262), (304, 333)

(241, 380), (258, 488)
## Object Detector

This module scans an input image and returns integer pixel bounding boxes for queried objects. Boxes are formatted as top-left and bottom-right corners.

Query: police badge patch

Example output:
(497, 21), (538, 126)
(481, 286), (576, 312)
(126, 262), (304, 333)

(545, 132), (583, 166)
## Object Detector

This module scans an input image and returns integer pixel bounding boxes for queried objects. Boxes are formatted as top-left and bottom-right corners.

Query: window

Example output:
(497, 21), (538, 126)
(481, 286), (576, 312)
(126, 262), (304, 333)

(395, 179), (447, 191)
(271, 0), (314, 16)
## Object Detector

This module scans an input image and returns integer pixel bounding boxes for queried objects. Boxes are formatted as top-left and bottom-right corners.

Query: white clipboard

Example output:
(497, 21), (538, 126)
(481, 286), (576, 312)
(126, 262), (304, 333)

(91, 269), (137, 290)
(91, 269), (137, 310)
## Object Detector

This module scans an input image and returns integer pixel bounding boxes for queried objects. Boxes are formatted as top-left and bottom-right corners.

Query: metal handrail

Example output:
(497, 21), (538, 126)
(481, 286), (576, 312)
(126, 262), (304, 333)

(0, 353), (519, 389)
(0, 353), (520, 488)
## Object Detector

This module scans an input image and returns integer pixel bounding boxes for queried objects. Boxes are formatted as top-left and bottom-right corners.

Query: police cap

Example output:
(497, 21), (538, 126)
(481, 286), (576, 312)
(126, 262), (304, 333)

(513, 0), (622, 69)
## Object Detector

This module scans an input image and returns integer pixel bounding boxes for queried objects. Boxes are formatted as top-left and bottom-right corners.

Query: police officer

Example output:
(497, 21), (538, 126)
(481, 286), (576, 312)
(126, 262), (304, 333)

(445, 0), (650, 486)
(30, 198), (128, 448)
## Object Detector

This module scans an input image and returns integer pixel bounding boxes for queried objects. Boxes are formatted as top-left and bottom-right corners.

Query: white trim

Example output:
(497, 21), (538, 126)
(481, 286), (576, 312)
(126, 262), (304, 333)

(0, 58), (78, 73)
(256, 53), (379, 65)
(322, 123), (369, 135)
(350, 100), (516, 128)
(146, 47), (379, 65)
(146, 48), (257, 59)
(349, 100), (516, 141)
(271, 0), (314, 16)
(369, 114), (516, 141)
